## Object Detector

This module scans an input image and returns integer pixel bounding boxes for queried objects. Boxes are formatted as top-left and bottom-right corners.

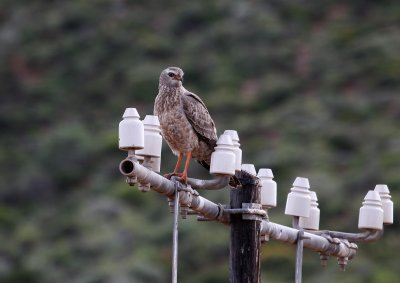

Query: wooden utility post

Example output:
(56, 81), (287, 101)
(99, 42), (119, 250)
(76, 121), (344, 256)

(229, 171), (262, 283)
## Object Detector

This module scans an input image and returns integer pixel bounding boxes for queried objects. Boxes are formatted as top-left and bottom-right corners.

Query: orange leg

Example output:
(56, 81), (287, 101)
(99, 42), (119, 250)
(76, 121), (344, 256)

(164, 153), (184, 179)
(180, 151), (192, 184)
(173, 153), (184, 174)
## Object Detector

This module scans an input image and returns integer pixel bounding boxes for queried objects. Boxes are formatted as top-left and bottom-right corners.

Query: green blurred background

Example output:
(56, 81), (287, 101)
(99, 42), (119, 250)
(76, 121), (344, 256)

(0, 1), (399, 282)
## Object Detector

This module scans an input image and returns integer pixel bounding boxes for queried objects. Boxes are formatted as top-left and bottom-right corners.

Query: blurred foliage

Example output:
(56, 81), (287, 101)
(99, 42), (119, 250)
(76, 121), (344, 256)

(0, 0), (399, 282)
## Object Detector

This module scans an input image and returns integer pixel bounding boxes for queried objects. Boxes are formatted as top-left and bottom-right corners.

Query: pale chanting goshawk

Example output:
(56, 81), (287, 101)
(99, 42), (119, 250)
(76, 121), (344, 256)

(154, 67), (217, 183)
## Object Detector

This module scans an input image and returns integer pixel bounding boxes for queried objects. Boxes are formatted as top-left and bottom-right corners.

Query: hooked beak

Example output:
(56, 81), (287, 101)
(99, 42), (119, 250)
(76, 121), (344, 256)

(173, 75), (183, 82)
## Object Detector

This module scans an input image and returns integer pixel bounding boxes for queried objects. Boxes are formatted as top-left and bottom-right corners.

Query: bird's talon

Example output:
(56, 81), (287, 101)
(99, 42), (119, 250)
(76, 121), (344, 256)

(180, 173), (188, 184)
(179, 177), (188, 184)
(163, 172), (183, 180)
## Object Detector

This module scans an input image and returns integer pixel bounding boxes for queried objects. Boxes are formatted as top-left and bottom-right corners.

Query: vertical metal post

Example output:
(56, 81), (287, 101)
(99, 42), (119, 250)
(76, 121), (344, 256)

(293, 216), (304, 283)
(172, 186), (180, 283)
(295, 229), (304, 283)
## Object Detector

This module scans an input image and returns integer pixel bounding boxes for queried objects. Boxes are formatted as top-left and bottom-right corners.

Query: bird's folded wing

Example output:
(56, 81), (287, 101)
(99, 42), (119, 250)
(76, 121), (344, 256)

(181, 91), (217, 146)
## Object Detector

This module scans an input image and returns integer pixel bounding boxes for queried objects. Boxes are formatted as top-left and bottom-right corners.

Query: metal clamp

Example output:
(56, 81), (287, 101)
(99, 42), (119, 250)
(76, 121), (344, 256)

(223, 203), (266, 221)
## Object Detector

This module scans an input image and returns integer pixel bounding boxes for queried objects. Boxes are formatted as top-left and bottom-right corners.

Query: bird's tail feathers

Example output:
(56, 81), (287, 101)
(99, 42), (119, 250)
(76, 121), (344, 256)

(196, 160), (210, 171)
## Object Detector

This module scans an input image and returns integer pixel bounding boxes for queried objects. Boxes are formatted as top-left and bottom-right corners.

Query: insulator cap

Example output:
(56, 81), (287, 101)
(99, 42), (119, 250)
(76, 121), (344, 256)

(374, 184), (393, 225)
(358, 190), (384, 230)
(223, 130), (242, 171)
(210, 134), (236, 175)
(285, 177), (311, 217)
(299, 191), (320, 230)
(257, 169), (277, 208)
(241, 164), (257, 176)
(136, 115), (162, 158)
(119, 108), (144, 150)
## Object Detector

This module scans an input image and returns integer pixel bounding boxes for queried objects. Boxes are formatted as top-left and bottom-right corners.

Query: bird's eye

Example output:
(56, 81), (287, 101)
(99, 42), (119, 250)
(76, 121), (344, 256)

(168, 72), (175, 77)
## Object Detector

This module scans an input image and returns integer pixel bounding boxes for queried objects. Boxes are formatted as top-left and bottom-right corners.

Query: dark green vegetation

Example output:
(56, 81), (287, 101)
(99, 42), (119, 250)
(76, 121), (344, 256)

(0, 1), (399, 282)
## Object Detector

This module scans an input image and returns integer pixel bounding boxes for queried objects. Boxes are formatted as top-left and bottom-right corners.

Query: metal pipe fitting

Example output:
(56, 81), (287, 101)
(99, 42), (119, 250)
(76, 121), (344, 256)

(119, 157), (137, 177)
(119, 157), (176, 196)
(338, 257), (348, 271)
(307, 229), (384, 243)
(319, 253), (329, 267)
(260, 221), (358, 259)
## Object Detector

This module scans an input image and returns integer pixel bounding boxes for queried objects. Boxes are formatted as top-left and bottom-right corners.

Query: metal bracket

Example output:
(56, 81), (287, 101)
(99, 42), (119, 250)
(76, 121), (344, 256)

(220, 203), (266, 221)
(138, 182), (151, 192)
(242, 203), (264, 221)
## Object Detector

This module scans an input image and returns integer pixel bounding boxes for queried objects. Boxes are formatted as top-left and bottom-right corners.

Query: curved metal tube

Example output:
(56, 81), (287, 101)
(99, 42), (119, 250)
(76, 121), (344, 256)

(307, 229), (383, 243)
(186, 175), (230, 190)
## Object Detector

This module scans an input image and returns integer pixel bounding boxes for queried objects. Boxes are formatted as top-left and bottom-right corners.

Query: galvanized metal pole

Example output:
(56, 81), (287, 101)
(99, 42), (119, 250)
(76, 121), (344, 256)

(172, 186), (180, 283)
(292, 216), (303, 283)
(295, 229), (304, 283)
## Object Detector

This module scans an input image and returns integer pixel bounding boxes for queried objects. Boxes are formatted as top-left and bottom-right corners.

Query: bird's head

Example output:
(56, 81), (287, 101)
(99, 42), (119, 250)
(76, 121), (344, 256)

(159, 67), (184, 88)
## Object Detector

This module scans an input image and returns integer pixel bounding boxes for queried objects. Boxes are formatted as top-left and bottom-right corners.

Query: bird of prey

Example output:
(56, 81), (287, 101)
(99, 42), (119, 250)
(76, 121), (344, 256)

(154, 67), (217, 183)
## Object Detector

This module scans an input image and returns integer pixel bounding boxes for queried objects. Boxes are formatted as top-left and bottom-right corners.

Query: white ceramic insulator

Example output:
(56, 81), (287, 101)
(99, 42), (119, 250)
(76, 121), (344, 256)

(119, 108), (144, 150)
(285, 177), (311, 217)
(136, 155), (144, 163)
(210, 134), (236, 175)
(152, 157), (161, 173)
(299, 191), (320, 230)
(223, 130), (242, 171)
(241, 164), (257, 176)
(358, 190), (384, 230)
(136, 115), (162, 158)
(374, 184), (393, 224)
(257, 168), (277, 208)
